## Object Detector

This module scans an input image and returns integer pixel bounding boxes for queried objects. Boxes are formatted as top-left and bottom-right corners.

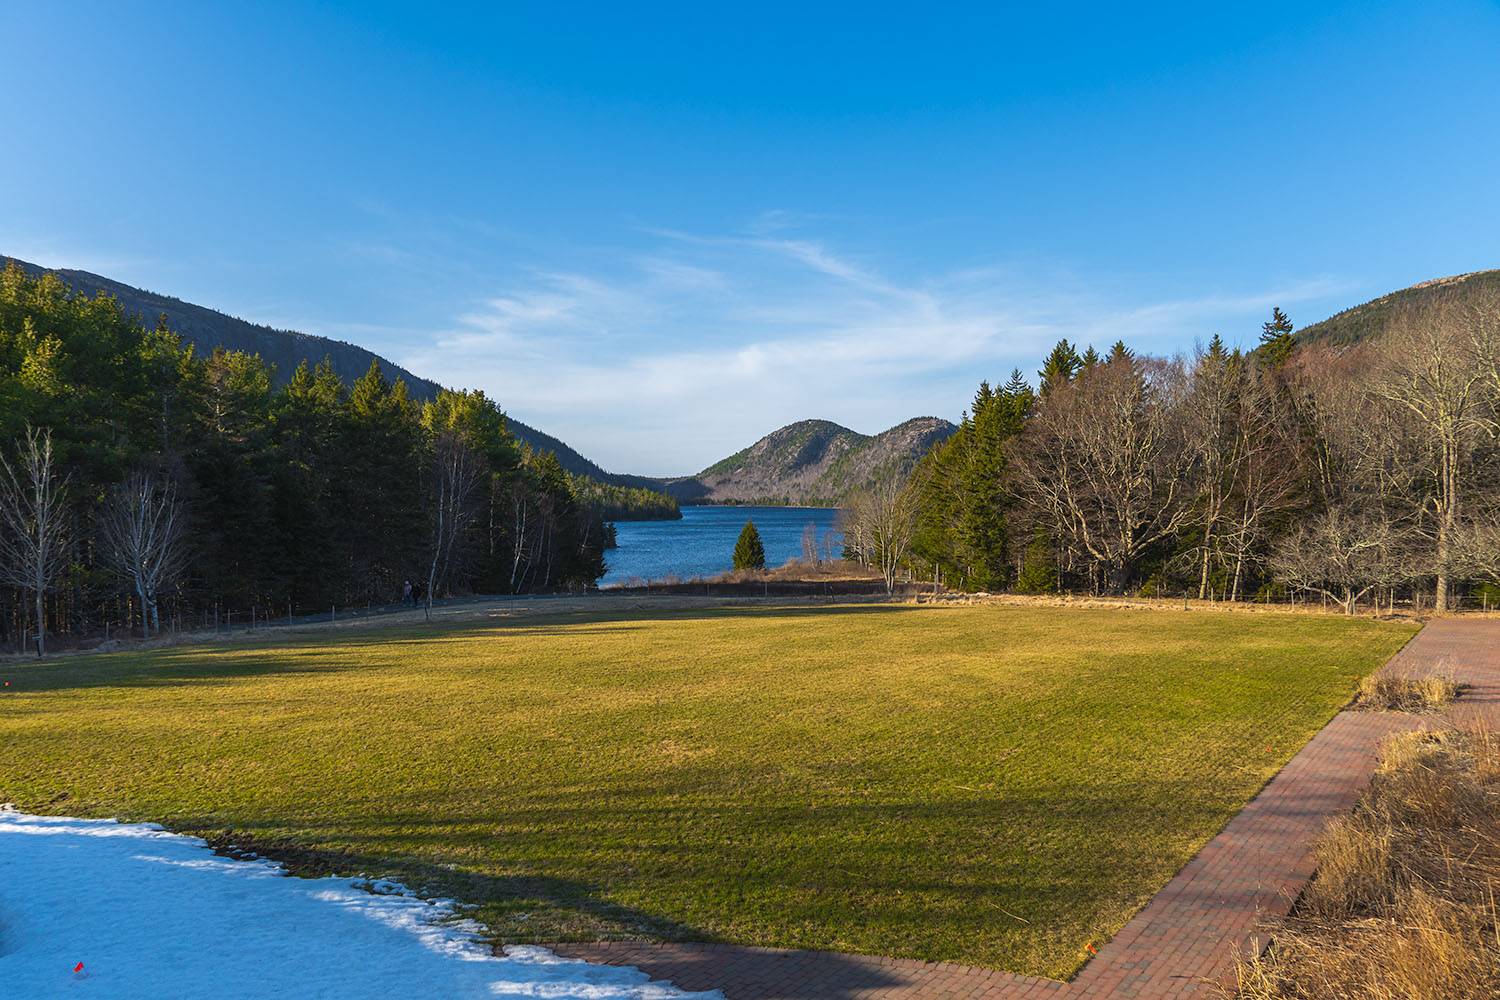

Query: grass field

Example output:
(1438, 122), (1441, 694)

(0, 603), (1414, 978)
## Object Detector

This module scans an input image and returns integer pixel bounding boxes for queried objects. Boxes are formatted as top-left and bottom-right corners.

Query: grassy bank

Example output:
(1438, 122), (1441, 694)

(0, 604), (1413, 978)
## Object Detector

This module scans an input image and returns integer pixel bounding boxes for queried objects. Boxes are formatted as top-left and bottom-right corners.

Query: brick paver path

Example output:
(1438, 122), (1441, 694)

(529, 618), (1500, 999)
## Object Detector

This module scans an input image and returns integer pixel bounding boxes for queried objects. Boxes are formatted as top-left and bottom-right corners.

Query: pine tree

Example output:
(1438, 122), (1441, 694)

(733, 519), (766, 570)
(1037, 340), (1082, 397)
(1206, 332), (1228, 363)
(1258, 307), (1295, 368)
(269, 357), (347, 607)
(908, 370), (1035, 591)
(187, 348), (277, 607)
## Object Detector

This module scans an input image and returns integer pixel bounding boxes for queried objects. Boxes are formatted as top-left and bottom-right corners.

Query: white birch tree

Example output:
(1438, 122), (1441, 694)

(0, 426), (69, 653)
(100, 472), (188, 635)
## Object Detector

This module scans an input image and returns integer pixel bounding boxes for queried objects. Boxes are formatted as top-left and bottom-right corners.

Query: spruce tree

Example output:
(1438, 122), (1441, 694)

(1258, 307), (1295, 367)
(733, 518), (766, 570)
(1107, 339), (1135, 365)
(1037, 340), (1081, 397)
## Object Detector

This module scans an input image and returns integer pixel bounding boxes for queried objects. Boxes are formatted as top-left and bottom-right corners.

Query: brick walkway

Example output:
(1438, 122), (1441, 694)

(527, 618), (1500, 1000)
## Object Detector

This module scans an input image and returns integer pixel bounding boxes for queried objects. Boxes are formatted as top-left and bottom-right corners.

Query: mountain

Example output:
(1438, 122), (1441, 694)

(1, 255), (640, 486)
(3, 255), (951, 504)
(1296, 269), (1500, 347)
(661, 417), (958, 506)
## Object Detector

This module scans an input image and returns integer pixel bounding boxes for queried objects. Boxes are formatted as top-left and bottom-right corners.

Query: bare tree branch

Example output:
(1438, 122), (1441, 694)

(100, 472), (188, 635)
(0, 426), (70, 653)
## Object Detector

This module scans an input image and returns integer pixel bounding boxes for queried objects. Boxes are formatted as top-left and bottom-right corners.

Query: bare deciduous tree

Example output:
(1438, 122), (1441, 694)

(1269, 505), (1405, 615)
(1450, 496), (1500, 589)
(0, 426), (70, 653)
(800, 522), (821, 568)
(100, 472), (188, 635)
(842, 481), (919, 594)
(1371, 293), (1492, 613)
(1184, 340), (1242, 598)
(1219, 361), (1304, 600)
(426, 429), (485, 619)
(1009, 356), (1198, 591)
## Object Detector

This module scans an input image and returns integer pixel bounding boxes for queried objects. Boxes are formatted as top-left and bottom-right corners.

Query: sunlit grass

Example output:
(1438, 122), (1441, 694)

(0, 604), (1414, 978)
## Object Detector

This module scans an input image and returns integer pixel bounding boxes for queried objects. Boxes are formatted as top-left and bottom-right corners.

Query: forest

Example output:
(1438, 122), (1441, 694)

(847, 289), (1500, 613)
(0, 263), (668, 650)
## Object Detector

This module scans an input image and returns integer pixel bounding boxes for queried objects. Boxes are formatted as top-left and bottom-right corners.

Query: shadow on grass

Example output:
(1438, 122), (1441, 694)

(545, 942), (931, 998)
(0, 645), (372, 694)
(195, 808), (1001, 1000)
(198, 816), (935, 999)
(199, 823), (703, 945)
(0, 601), (929, 694)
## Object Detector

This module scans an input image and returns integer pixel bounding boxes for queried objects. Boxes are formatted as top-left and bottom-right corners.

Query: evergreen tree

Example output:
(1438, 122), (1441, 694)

(733, 519), (766, 570)
(1206, 332), (1228, 363)
(185, 348), (278, 607)
(339, 361), (425, 603)
(0, 263), (666, 639)
(1037, 339), (1081, 397)
(268, 357), (346, 607)
(1107, 339), (1135, 365)
(1080, 345), (1101, 370)
(1258, 307), (1295, 368)
(908, 370), (1034, 591)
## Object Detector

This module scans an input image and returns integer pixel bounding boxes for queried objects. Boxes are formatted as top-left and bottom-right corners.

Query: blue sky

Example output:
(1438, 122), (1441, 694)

(3, 2), (1498, 475)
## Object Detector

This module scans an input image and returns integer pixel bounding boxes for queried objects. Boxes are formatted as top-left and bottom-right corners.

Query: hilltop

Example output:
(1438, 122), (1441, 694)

(1296, 268), (1500, 346)
(662, 417), (957, 506)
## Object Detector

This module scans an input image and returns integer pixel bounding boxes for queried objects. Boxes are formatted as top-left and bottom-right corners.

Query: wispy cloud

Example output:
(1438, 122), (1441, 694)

(396, 226), (1353, 476)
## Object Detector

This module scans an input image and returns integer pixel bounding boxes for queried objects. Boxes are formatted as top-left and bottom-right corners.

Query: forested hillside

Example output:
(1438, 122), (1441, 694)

(664, 417), (956, 505)
(857, 285), (1500, 613)
(1296, 269), (1500, 347)
(0, 256), (666, 490)
(0, 263), (618, 650)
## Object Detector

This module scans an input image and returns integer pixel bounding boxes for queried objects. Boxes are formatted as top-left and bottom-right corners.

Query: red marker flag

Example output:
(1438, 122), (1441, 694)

(74, 963), (84, 973)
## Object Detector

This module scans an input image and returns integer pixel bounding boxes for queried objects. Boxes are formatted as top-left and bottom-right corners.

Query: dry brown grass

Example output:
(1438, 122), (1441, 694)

(1352, 672), (1462, 713)
(707, 558), (886, 583)
(1231, 727), (1500, 999)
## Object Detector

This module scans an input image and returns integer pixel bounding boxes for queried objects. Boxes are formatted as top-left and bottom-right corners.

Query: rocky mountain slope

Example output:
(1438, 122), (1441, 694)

(1296, 268), (1500, 347)
(661, 417), (957, 506)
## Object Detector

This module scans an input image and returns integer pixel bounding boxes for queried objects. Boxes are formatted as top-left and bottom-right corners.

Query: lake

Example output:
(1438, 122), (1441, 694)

(602, 506), (842, 586)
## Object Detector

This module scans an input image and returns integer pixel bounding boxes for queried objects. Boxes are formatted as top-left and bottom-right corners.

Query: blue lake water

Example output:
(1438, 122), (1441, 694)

(602, 506), (842, 586)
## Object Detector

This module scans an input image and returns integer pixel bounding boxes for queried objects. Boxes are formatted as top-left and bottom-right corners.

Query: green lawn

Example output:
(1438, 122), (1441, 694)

(0, 604), (1414, 978)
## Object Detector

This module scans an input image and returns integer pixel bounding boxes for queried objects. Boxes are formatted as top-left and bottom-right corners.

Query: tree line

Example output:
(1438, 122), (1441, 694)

(844, 289), (1500, 611)
(0, 263), (629, 650)
(570, 477), (682, 522)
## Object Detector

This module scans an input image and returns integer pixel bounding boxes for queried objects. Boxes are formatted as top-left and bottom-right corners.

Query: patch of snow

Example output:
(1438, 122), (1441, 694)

(0, 806), (719, 999)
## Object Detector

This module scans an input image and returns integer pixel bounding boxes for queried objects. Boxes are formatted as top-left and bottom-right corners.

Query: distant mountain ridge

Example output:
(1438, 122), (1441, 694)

(1296, 268), (1500, 347)
(661, 417), (958, 506)
(1, 255), (640, 486)
(3, 255), (953, 504)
